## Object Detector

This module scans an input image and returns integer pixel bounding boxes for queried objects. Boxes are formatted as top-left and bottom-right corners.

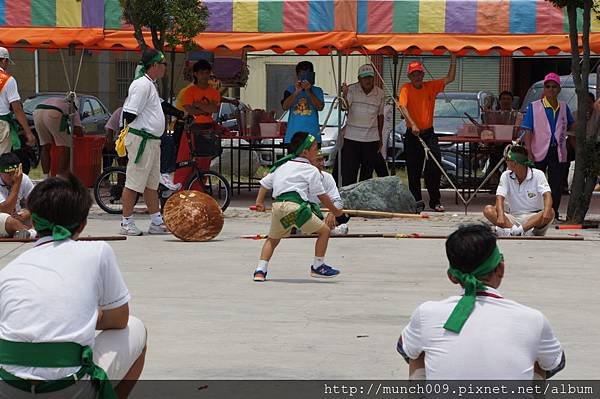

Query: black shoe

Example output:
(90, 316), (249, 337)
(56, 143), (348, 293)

(415, 200), (425, 213)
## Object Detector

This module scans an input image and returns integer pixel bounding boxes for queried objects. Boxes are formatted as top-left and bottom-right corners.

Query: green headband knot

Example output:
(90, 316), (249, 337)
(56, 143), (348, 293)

(135, 51), (165, 80)
(269, 134), (316, 172)
(0, 163), (19, 173)
(506, 149), (534, 167)
(443, 246), (503, 333)
(32, 213), (79, 241)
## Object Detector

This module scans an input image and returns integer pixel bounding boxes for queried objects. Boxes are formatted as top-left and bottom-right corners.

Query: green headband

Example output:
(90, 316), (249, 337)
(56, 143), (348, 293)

(269, 134), (316, 172)
(506, 149), (534, 167)
(32, 213), (80, 241)
(0, 163), (19, 173)
(443, 245), (503, 333)
(135, 51), (165, 80)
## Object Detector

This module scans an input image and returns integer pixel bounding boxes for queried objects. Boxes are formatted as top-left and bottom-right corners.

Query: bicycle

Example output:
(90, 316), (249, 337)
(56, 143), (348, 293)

(94, 117), (232, 214)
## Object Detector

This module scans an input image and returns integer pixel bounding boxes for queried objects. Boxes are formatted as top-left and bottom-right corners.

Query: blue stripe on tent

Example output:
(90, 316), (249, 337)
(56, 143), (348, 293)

(357, 0), (368, 34)
(0, 0), (5, 26)
(509, 0), (536, 33)
(308, 0), (334, 32)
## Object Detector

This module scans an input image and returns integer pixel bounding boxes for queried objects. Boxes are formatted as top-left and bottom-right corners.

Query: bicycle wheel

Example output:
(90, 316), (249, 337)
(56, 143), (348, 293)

(94, 166), (129, 214)
(186, 171), (232, 211)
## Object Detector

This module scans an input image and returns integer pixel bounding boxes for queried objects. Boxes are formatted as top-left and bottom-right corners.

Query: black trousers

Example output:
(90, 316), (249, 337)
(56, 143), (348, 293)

(160, 120), (185, 174)
(404, 128), (442, 207)
(335, 138), (389, 186)
(534, 146), (567, 217)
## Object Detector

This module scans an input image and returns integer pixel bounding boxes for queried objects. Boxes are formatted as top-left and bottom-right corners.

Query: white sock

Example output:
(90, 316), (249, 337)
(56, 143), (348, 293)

(28, 229), (37, 238)
(150, 212), (164, 225)
(313, 256), (325, 268)
(122, 216), (134, 226)
(511, 224), (524, 236)
(256, 260), (268, 272)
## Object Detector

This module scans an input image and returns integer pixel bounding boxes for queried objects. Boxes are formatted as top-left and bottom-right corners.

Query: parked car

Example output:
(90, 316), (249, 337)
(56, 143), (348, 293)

(519, 73), (596, 113)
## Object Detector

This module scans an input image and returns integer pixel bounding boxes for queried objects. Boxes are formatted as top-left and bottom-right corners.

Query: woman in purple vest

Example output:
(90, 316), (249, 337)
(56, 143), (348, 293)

(521, 73), (574, 220)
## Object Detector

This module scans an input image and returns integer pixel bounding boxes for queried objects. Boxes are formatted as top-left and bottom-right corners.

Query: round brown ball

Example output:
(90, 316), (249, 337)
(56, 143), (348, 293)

(163, 190), (224, 241)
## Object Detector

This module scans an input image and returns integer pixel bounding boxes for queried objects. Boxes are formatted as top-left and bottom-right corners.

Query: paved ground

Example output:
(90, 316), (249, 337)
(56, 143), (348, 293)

(0, 190), (599, 381)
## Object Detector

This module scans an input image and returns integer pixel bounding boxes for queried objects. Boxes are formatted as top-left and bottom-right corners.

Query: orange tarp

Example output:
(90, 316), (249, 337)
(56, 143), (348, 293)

(0, 28), (105, 48)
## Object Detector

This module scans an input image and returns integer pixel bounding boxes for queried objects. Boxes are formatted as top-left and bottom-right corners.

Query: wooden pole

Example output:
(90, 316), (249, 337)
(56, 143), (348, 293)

(242, 233), (584, 241)
(0, 236), (128, 243)
(249, 206), (428, 219)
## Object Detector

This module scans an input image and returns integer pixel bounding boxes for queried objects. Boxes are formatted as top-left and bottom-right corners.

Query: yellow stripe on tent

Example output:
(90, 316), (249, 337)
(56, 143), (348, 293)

(419, 0), (445, 34)
(233, 0), (259, 32)
(56, 0), (82, 27)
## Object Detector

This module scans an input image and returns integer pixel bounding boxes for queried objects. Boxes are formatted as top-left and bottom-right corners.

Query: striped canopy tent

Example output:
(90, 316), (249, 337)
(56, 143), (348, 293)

(0, 0), (599, 54)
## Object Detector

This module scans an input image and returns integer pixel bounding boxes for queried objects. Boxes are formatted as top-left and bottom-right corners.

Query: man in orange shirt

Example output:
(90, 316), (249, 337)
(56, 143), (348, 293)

(398, 55), (456, 212)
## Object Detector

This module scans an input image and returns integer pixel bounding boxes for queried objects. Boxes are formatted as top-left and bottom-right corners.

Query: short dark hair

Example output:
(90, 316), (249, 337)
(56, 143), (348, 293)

(296, 61), (314, 74)
(499, 90), (513, 99)
(288, 132), (310, 153)
(588, 92), (596, 102)
(0, 152), (21, 170)
(445, 224), (497, 274)
(27, 175), (92, 237)
(141, 48), (161, 67)
(509, 143), (528, 157)
(192, 60), (212, 84)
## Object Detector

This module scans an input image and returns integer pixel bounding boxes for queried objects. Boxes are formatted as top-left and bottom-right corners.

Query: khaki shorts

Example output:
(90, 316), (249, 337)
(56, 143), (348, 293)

(34, 109), (72, 147)
(0, 119), (13, 155)
(0, 212), (10, 237)
(0, 316), (147, 398)
(506, 212), (552, 236)
(125, 133), (161, 193)
(269, 201), (326, 239)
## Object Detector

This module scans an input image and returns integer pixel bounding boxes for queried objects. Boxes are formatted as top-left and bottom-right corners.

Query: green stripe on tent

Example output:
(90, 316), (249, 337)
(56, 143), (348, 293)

(258, 1), (283, 32)
(563, 8), (584, 33)
(104, 0), (123, 29)
(393, 0), (419, 33)
(31, 0), (56, 27)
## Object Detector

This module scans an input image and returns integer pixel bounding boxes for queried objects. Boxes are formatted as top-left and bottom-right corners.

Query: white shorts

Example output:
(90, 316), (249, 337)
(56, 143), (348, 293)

(125, 133), (161, 193)
(0, 119), (13, 155)
(506, 212), (552, 236)
(0, 212), (10, 237)
(0, 316), (147, 399)
(33, 109), (72, 147)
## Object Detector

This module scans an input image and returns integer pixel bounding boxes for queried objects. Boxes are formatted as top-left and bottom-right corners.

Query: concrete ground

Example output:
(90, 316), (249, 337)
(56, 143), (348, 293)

(0, 190), (599, 380)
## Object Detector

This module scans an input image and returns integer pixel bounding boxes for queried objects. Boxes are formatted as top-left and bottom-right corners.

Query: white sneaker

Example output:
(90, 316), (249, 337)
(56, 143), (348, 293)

(120, 222), (143, 236)
(160, 174), (181, 191)
(510, 225), (524, 236)
(495, 226), (512, 237)
(332, 223), (349, 235)
(148, 222), (169, 235)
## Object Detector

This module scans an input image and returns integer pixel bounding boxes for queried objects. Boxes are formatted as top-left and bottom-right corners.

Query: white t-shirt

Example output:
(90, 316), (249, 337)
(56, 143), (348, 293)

(260, 157), (325, 202)
(496, 168), (551, 214)
(0, 238), (130, 380)
(0, 174), (34, 213)
(309, 171), (343, 209)
(344, 83), (384, 142)
(123, 75), (165, 137)
(400, 287), (563, 380)
(0, 68), (20, 116)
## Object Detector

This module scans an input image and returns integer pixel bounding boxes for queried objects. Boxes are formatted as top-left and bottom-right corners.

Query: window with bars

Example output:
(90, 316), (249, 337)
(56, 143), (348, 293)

(116, 60), (136, 100)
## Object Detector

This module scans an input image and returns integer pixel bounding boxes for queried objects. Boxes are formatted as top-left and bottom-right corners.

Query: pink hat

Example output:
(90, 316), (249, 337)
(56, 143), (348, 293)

(543, 73), (561, 86)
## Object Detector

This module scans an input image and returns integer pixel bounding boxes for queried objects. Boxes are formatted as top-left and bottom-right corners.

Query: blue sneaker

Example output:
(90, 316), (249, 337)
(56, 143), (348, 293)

(253, 269), (267, 282)
(310, 264), (340, 278)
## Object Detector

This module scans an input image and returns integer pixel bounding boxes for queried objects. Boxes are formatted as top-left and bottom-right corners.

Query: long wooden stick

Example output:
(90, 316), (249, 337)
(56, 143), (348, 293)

(242, 233), (584, 241)
(0, 236), (128, 243)
(249, 206), (428, 219)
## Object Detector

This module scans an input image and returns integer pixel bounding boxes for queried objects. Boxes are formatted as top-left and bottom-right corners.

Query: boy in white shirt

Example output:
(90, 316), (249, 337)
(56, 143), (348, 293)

(253, 132), (344, 281)
(0, 152), (36, 238)
(0, 175), (147, 398)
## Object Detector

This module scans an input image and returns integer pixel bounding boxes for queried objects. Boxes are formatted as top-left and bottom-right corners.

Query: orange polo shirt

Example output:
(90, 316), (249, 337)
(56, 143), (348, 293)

(181, 85), (221, 124)
(398, 79), (445, 130)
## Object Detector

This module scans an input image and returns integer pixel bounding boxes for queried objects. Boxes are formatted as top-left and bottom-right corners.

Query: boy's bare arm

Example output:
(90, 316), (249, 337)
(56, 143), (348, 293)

(96, 303), (129, 330)
(255, 186), (269, 211)
(317, 193), (343, 216)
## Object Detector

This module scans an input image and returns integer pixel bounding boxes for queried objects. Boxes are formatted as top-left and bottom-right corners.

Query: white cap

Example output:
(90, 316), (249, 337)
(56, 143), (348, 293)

(358, 64), (375, 78)
(0, 47), (14, 65)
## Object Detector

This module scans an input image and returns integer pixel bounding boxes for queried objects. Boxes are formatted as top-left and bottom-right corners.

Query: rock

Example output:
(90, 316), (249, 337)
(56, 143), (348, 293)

(212, 139), (260, 178)
(339, 176), (416, 214)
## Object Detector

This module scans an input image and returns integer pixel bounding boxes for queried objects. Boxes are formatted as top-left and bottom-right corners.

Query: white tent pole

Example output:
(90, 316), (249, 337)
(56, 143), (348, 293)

(34, 49), (39, 94)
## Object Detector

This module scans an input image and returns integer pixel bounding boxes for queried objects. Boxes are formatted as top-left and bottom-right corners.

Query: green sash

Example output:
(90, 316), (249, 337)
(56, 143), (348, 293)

(0, 338), (116, 398)
(0, 113), (21, 151)
(35, 104), (71, 135)
(274, 191), (323, 229)
(128, 127), (161, 163)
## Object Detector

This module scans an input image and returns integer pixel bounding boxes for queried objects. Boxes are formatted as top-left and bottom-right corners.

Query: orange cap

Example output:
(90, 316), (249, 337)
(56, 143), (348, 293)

(407, 61), (424, 75)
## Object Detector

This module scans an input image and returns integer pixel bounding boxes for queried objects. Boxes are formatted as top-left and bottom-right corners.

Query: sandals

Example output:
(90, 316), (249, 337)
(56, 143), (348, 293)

(432, 204), (445, 213)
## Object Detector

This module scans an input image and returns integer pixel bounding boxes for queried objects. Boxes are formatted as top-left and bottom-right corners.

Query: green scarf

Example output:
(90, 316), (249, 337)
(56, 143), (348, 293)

(269, 134), (315, 172)
(0, 339), (116, 398)
(134, 51), (165, 80)
(506, 149), (534, 167)
(32, 213), (79, 241)
(0, 113), (21, 151)
(444, 246), (503, 333)
(128, 127), (162, 163)
(274, 191), (323, 229)
(0, 162), (19, 173)
(35, 104), (71, 134)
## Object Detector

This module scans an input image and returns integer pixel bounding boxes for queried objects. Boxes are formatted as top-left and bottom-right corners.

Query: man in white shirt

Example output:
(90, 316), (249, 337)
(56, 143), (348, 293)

(397, 224), (565, 380)
(0, 175), (147, 398)
(120, 48), (169, 236)
(483, 144), (554, 236)
(339, 64), (388, 185)
(0, 47), (36, 155)
(0, 152), (36, 239)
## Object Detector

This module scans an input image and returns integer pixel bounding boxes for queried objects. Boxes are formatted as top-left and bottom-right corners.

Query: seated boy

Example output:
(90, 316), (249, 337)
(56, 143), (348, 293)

(0, 152), (37, 239)
(0, 175), (147, 398)
(253, 132), (344, 281)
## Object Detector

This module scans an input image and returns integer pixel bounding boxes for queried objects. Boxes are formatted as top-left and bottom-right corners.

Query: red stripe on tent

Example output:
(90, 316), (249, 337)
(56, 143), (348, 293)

(6, 0), (31, 26)
(334, 0), (356, 32)
(283, 1), (309, 32)
(536, 1), (563, 34)
(368, 0), (392, 33)
(477, 1), (509, 34)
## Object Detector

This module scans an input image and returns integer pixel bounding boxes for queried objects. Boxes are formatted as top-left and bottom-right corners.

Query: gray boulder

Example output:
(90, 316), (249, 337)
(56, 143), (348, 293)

(339, 176), (416, 214)
(211, 139), (260, 178)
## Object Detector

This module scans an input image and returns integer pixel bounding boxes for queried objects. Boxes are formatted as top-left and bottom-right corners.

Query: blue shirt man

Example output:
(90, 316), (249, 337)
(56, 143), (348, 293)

(521, 97), (574, 146)
(281, 61), (324, 144)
